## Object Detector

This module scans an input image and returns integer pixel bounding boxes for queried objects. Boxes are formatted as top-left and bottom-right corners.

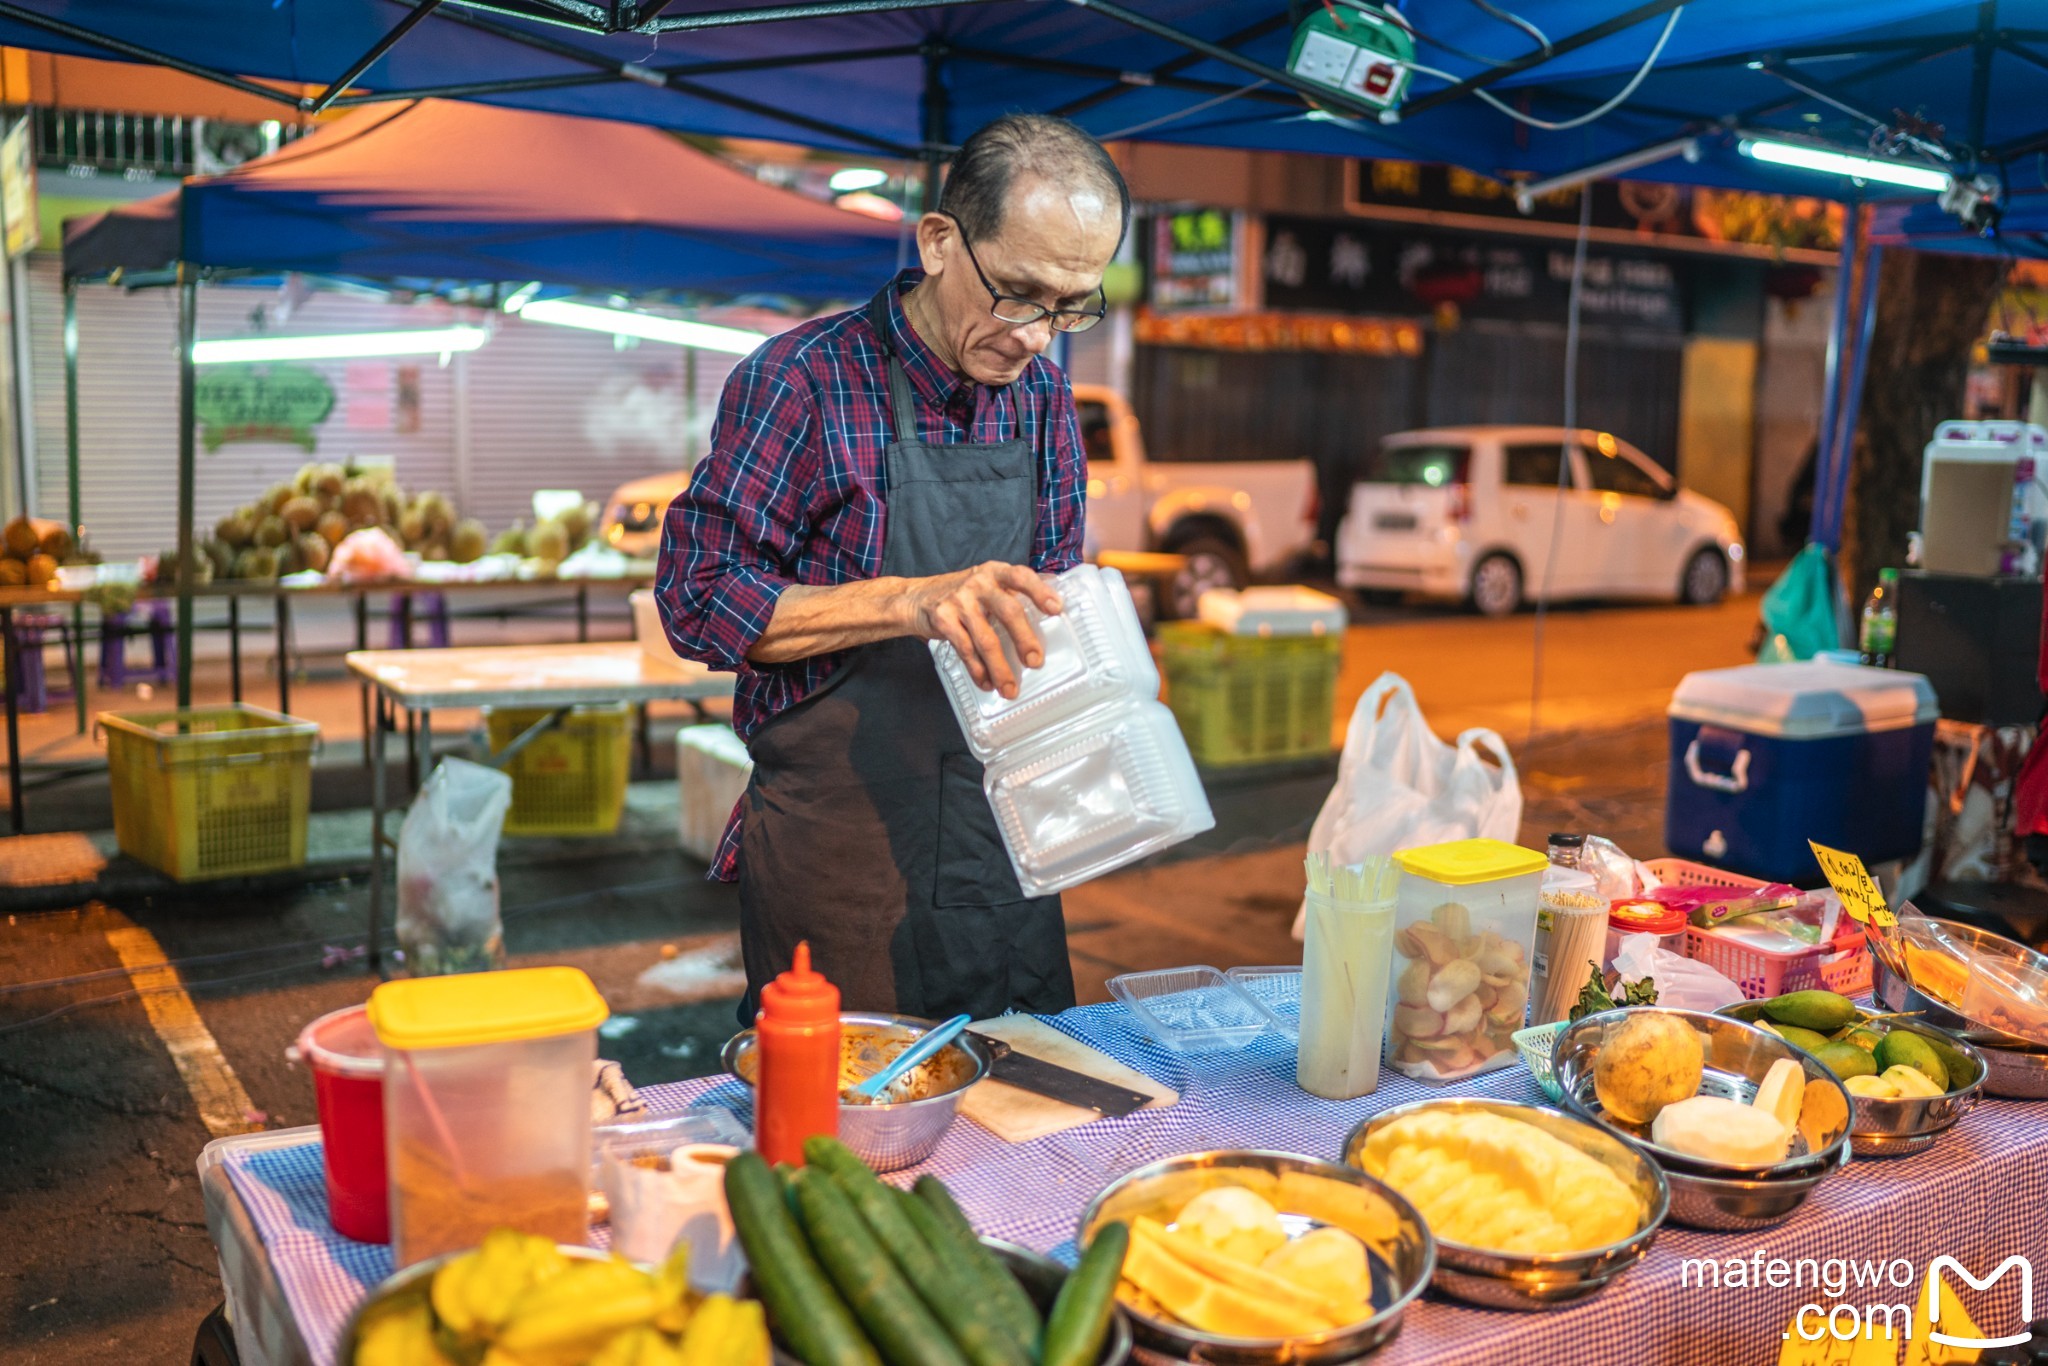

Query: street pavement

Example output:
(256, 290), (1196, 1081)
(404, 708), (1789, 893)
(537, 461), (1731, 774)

(0, 589), (1757, 1363)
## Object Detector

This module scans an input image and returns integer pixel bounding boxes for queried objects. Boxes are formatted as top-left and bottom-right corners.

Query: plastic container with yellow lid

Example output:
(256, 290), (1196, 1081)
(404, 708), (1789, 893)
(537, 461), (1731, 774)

(1385, 839), (1548, 1082)
(368, 967), (609, 1266)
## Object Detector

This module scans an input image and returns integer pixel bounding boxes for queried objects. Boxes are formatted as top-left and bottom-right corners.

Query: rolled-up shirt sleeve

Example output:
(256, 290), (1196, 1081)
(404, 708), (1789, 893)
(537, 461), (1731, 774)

(1035, 375), (1087, 574)
(656, 350), (818, 670)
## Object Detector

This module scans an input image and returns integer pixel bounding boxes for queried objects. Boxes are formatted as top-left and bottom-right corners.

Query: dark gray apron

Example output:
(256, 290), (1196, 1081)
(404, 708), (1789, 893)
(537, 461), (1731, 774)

(735, 287), (1075, 1024)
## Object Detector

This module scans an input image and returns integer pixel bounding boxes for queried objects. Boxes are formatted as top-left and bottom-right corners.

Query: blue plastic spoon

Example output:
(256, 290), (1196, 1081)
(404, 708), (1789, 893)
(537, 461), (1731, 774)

(849, 1013), (971, 1100)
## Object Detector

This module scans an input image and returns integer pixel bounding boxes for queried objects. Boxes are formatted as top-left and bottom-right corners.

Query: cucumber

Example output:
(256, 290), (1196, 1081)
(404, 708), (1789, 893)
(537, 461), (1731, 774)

(723, 1152), (880, 1366)
(1043, 1222), (1129, 1366)
(794, 1166), (974, 1366)
(908, 1178), (1042, 1353)
(805, 1140), (1031, 1366)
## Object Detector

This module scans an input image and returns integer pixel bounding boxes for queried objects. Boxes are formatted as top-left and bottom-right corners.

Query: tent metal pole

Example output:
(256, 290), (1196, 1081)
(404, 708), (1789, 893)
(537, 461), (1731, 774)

(1823, 242), (1882, 553)
(1808, 212), (1859, 548)
(63, 279), (84, 735)
(176, 271), (196, 713)
(921, 45), (947, 214)
(0, 2), (302, 108)
(308, 0), (446, 113)
(947, 43), (1299, 104)
(1066, 0), (1391, 124)
(647, 0), (1003, 33)
(1052, 11), (1292, 119)
(1391, 0), (1689, 122)
(332, 72), (619, 105)
(1737, 43), (1968, 127)
(1967, 0), (1998, 155)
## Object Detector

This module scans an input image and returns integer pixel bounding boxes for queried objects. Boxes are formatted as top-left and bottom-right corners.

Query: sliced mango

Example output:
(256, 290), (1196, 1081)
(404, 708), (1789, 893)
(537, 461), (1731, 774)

(1121, 1224), (1336, 1339)
(1141, 1220), (1368, 1325)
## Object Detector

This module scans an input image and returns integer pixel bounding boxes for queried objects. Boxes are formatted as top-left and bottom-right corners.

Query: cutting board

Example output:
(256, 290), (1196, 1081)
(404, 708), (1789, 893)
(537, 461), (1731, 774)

(959, 1015), (1178, 1144)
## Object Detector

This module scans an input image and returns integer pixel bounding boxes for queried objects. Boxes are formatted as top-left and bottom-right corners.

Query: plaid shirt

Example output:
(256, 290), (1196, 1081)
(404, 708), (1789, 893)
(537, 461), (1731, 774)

(656, 270), (1087, 880)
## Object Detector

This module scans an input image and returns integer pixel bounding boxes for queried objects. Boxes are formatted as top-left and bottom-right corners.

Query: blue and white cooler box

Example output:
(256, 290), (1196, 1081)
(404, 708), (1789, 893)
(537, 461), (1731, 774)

(1665, 660), (1937, 883)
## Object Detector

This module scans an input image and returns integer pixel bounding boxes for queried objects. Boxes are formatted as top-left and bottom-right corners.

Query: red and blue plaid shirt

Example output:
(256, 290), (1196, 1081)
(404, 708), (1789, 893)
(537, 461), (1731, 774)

(656, 270), (1087, 880)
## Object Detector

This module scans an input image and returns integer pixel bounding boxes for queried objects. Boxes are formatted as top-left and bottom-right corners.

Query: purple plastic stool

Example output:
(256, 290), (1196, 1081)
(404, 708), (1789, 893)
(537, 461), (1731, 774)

(14, 612), (78, 713)
(99, 600), (176, 689)
(386, 592), (451, 649)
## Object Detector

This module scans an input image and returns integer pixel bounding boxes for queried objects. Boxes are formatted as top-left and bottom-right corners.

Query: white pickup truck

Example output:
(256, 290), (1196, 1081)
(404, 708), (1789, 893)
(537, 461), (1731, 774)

(600, 383), (1317, 618)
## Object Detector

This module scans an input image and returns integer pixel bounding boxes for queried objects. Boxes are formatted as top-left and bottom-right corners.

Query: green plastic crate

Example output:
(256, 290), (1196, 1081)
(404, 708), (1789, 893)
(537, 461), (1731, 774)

(485, 702), (632, 836)
(1157, 622), (1341, 767)
(100, 704), (319, 881)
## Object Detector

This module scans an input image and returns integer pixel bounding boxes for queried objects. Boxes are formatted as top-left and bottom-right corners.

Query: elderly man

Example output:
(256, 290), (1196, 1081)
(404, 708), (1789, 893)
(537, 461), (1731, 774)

(658, 115), (1127, 1021)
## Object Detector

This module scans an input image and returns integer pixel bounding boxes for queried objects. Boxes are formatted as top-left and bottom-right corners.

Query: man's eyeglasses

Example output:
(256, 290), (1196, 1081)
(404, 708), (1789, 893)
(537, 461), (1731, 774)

(940, 210), (1107, 334)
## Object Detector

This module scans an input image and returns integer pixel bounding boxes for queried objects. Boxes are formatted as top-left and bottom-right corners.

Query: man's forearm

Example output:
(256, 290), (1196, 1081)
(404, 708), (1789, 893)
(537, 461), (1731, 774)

(746, 578), (916, 664)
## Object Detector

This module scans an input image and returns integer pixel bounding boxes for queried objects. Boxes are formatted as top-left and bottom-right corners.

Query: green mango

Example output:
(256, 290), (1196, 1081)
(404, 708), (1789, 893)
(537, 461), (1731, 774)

(1760, 989), (1861, 1032)
(1773, 1024), (1834, 1055)
(1874, 1031), (1949, 1093)
(1833, 1025), (1884, 1053)
(1813, 1041), (1879, 1080)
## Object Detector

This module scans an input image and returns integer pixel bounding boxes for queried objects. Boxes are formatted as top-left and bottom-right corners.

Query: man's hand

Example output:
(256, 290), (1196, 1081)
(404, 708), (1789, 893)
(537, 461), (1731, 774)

(904, 562), (1063, 698)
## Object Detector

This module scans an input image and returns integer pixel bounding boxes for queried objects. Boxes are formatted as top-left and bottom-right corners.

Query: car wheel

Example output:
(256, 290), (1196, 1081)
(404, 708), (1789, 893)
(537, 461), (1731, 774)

(1681, 548), (1729, 605)
(1166, 537), (1248, 619)
(1469, 553), (1523, 618)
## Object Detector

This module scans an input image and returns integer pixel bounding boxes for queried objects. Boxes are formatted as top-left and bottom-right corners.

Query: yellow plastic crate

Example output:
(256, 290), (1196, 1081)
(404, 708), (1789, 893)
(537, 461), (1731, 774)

(486, 703), (632, 836)
(1158, 622), (1341, 767)
(100, 705), (319, 881)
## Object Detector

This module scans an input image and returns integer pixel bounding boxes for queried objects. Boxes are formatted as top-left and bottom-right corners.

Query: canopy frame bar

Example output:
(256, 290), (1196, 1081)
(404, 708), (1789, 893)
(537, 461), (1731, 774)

(1391, 0), (1688, 122)
(1966, 0), (1997, 158)
(947, 41), (1300, 106)
(1998, 35), (2048, 76)
(310, 0), (447, 112)
(331, 42), (925, 106)
(1051, 11), (1291, 119)
(644, 0), (1007, 33)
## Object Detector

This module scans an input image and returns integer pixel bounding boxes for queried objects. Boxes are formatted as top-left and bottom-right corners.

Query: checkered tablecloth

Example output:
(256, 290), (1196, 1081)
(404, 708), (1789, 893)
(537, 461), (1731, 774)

(219, 1001), (2048, 1366)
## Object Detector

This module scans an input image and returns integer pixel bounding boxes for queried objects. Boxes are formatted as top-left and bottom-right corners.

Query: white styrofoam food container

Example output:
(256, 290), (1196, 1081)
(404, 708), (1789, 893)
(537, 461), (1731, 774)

(1667, 660), (1938, 738)
(1197, 585), (1349, 637)
(677, 724), (752, 865)
(632, 589), (680, 670)
(930, 564), (1159, 761)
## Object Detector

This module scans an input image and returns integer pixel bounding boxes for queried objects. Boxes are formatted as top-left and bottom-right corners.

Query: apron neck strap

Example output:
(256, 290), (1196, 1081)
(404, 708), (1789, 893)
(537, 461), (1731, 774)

(866, 284), (920, 445)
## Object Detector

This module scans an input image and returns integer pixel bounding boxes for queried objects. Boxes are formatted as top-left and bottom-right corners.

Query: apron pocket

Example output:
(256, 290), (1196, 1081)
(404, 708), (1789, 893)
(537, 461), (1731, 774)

(933, 752), (1025, 909)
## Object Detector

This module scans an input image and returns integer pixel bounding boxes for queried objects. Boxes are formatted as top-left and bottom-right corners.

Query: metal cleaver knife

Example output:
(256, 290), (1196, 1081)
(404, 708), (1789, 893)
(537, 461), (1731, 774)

(966, 1031), (1156, 1118)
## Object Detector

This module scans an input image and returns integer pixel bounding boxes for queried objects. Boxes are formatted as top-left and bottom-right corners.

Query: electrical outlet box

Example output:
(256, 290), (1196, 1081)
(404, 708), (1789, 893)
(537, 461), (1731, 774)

(1287, 5), (1414, 110)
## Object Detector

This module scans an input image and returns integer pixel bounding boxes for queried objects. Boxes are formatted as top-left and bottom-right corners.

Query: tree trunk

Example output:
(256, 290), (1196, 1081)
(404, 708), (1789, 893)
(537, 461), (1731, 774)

(1840, 249), (2006, 603)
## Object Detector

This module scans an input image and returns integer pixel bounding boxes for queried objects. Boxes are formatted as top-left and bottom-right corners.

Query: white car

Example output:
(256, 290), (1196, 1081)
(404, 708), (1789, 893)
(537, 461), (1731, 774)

(1335, 426), (1745, 617)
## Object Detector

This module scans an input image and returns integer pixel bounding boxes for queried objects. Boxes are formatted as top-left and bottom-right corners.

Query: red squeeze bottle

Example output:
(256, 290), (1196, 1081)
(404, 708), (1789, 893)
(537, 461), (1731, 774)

(754, 941), (841, 1166)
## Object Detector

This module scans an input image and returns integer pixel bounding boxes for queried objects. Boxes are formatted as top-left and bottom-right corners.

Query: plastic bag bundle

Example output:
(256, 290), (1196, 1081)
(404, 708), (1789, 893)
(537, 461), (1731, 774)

(1611, 931), (1746, 1012)
(930, 564), (1212, 897)
(396, 758), (514, 975)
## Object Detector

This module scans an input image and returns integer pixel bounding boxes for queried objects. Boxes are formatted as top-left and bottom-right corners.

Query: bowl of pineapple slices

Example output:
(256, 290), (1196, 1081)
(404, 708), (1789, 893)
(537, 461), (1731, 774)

(1344, 1098), (1668, 1311)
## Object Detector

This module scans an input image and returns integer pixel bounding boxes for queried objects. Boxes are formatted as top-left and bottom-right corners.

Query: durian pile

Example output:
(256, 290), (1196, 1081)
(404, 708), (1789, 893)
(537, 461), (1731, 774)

(485, 500), (599, 570)
(0, 518), (75, 589)
(168, 462), (492, 584)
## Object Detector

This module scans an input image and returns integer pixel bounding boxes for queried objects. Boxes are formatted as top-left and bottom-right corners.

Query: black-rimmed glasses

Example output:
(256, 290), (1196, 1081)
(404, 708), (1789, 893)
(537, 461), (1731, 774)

(941, 210), (1107, 334)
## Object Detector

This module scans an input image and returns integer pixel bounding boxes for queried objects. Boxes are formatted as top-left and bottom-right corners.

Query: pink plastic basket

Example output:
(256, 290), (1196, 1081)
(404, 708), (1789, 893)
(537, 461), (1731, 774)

(1642, 858), (1875, 1001)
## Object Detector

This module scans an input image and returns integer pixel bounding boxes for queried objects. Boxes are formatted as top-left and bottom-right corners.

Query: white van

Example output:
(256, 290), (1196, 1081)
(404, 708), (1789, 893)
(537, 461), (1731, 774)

(1335, 425), (1745, 616)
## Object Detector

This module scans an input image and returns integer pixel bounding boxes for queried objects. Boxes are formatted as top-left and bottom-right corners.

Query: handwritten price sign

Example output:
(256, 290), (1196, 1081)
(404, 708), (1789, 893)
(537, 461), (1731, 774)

(1808, 842), (1896, 928)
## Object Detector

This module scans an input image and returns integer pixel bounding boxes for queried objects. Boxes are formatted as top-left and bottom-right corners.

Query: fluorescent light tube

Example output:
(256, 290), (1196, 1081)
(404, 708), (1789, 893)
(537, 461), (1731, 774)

(1738, 138), (1949, 192)
(517, 298), (766, 355)
(192, 326), (490, 364)
(828, 167), (889, 192)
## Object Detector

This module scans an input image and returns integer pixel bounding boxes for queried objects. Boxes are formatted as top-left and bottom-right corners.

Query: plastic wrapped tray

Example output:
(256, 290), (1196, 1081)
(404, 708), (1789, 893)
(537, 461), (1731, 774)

(931, 564), (1158, 761)
(1108, 966), (1286, 1053)
(1223, 965), (1302, 1040)
(985, 700), (1212, 897)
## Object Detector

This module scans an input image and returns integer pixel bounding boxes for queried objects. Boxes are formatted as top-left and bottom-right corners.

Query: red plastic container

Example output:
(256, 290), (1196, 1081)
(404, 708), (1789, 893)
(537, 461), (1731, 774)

(295, 1005), (389, 1244)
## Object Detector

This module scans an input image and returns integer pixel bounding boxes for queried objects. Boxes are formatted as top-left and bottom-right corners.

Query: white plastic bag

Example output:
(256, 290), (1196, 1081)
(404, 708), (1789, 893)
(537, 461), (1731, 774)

(397, 758), (514, 976)
(1295, 674), (1521, 940)
(1612, 932), (1745, 1012)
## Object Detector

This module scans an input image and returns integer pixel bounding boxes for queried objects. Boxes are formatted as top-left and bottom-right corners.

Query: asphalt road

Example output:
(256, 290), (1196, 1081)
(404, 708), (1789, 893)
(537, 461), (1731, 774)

(0, 589), (1760, 1363)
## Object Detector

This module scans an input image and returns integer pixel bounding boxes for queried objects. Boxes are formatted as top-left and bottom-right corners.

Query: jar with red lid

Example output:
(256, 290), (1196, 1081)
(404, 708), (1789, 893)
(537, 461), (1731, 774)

(1604, 899), (1690, 971)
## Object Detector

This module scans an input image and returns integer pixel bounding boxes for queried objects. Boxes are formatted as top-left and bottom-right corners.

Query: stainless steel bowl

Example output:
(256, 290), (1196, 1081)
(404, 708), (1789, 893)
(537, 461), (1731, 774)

(1875, 946), (2048, 1105)
(1077, 1150), (1435, 1366)
(1553, 1008), (1855, 1179)
(984, 1239), (1133, 1366)
(1342, 1098), (1668, 1311)
(1717, 1001), (1987, 1157)
(721, 1012), (991, 1172)
(1660, 1143), (1849, 1232)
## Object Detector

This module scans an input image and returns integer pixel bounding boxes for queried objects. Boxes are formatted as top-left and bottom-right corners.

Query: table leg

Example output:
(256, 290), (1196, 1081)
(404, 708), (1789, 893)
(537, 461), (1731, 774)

(635, 704), (651, 778)
(577, 586), (589, 643)
(368, 690), (388, 976)
(355, 593), (371, 767)
(404, 709), (418, 793)
(228, 596), (242, 705)
(274, 594), (293, 716)
(3, 606), (19, 835)
(70, 604), (87, 735)
(416, 708), (432, 787)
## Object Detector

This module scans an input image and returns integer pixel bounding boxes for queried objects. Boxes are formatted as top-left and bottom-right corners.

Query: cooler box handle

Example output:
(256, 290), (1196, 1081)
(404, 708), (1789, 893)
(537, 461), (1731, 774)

(1685, 729), (1751, 794)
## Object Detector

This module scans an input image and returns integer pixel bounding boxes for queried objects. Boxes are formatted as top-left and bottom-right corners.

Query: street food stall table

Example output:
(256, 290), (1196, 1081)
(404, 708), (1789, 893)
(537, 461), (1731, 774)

(346, 642), (733, 972)
(201, 1000), (2048, 1366)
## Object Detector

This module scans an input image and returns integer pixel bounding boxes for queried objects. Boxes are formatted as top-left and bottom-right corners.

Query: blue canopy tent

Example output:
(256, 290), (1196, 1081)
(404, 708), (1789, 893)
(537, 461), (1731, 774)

(54, 96), (902, 719)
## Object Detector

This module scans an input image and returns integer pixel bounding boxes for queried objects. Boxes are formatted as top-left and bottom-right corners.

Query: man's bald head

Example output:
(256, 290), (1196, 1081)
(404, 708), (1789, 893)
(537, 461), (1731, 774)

(938, 114), (1129, 249)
